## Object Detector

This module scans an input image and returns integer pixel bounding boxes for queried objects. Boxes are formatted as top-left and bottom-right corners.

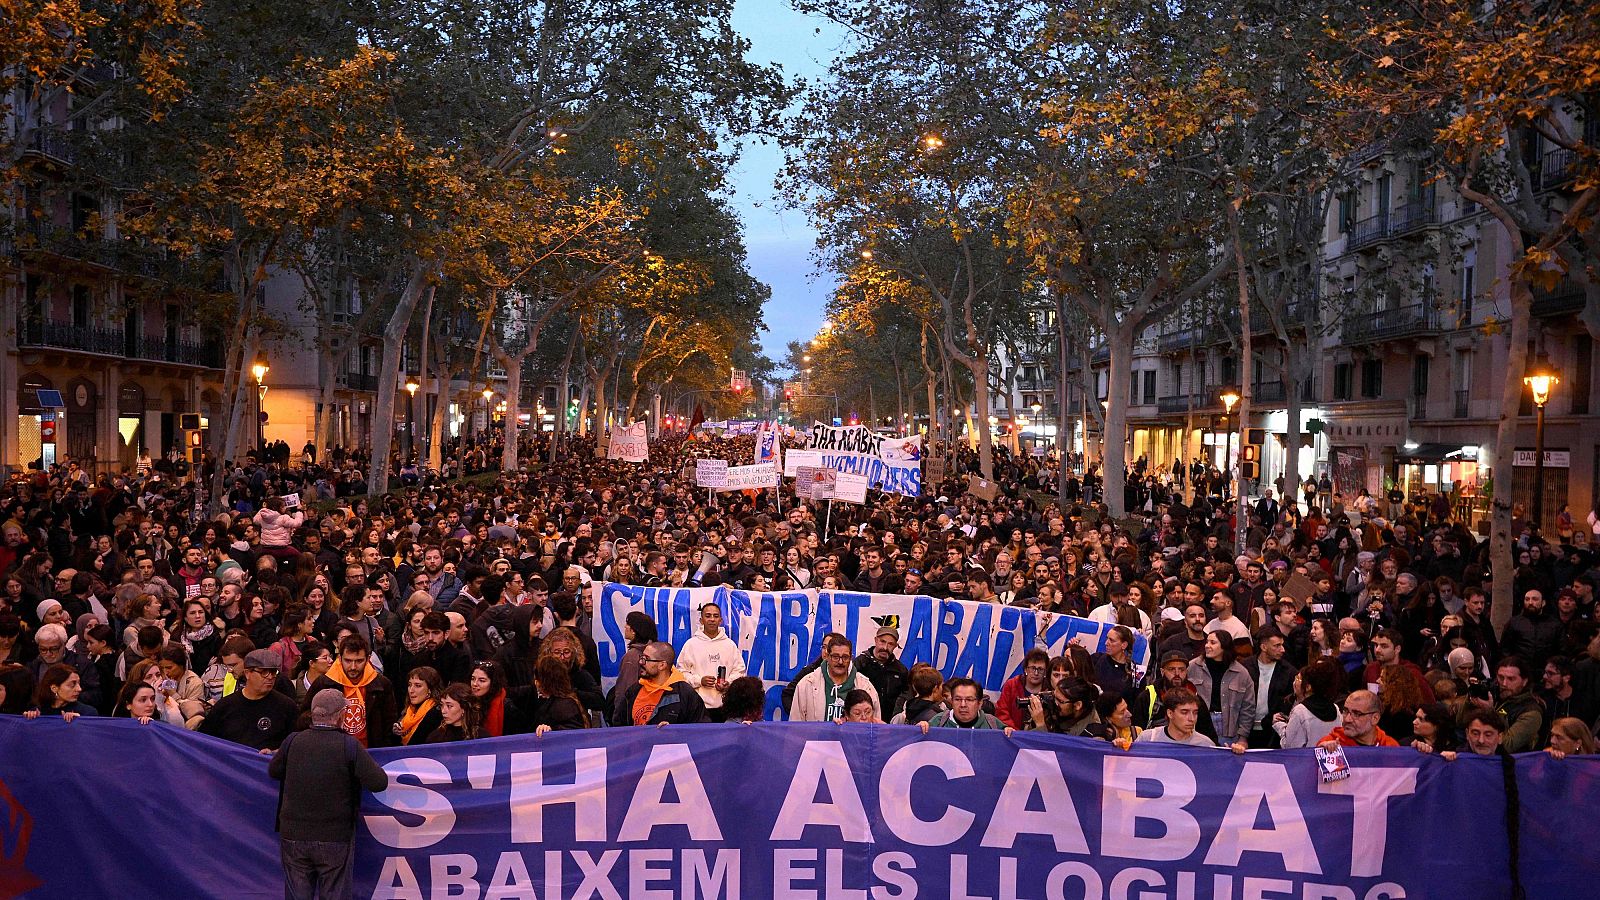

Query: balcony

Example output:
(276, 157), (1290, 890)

(1341, 302), (1441, 344)
(1534, 149), (1578, 191)
(1157, 393), (1218, 415)
(1348, 213), (1389, 250)
(341, 372), (379, 392)
(1532, 276), (1585, 317)
(24, 129), (79, 165)
(1159, 327), (1206, 353)
(1388, 199), (1438, 235)
(18, 320), (222, 368)
(1254, 381), (1286, 404)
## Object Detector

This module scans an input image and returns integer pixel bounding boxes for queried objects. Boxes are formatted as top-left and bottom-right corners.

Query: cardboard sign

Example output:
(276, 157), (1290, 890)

(1282, 572), (1319, 607)
(281, 493), (300, 510)
(926, 453), (947, 486)
(796, 466), (835, 500)
(966, 475), (1000, 502)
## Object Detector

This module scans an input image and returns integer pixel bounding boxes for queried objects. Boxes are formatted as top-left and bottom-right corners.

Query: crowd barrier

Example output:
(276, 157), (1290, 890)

(1, 717), (1595, 899)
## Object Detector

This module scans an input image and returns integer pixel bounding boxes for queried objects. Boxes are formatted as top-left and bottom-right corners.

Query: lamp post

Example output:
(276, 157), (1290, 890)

(1219, 386), (1241, 499)
(405, 378), (420, 460)
(481, 388), (494, 438)
(1523, 351), (1559, 534)
(251, 357), (269, 452)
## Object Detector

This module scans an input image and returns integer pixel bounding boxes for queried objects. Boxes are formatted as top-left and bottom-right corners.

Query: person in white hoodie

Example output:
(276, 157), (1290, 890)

(677, 603), (746, 721)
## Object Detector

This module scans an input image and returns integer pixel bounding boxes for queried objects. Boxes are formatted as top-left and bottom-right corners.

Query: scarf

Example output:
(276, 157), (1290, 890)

(398, 698), (437, 743)
(401, 627), (429, 655)
(329, 660), (378, 745)
(482, 690), (507, 737)
(824, 665), (856, 721)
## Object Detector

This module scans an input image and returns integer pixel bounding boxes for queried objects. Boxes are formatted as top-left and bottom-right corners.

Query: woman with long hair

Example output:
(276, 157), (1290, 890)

(269, 607), (314, 675)
(172, 599), (221, 673)
(395, 666), (444, 746)
(525, 655), (590, 734)
(290, 639), (334, 702)
(1188, 631), (1254, 753)
(1376, 662), (1427, 743)
(1091, 626), (1138, 701)
(1274, 658), (1343, 749)
(425, 684), (482, 743)
(468, 660), (511, 737)
(1409, 702), (1458, 755)
(612, 611), (658, 723)
(1546, 717), (1598, 759)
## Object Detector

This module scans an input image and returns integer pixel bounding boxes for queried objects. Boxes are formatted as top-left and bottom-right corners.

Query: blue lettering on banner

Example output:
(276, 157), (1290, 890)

(3, 717), (1594, 899)
(590, 583), (1149, 711)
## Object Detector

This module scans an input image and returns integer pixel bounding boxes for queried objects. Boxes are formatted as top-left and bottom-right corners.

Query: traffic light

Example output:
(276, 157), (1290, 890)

(1241, 461), (1260, 480)
(1246, 428), (1267, 446)
(784, 388), (793, 401)
(1242, 444), (1259, 463)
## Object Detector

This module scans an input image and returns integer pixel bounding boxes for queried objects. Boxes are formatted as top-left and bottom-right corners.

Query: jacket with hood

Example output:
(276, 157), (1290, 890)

(620, 668), (706, 725)
(677, 628), (746, 709)
(470, 603), (520, 662)
(253, 507), (304, 547)
(889, 697), (945, 725)
(494, 606), (543, 689)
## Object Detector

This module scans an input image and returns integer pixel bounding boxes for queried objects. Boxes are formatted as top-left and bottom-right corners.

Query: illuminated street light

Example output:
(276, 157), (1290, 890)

(1219, 387), (1240, 414)
(405, 380), (419, 396)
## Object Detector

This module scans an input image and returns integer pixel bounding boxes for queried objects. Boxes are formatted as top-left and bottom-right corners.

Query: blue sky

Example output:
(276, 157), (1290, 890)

(729, 0), (844, 365)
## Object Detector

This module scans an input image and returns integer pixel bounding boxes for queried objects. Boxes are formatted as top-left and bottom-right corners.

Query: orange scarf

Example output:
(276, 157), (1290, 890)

(397, 698), (436, 744)
(328, 661), (378, 746)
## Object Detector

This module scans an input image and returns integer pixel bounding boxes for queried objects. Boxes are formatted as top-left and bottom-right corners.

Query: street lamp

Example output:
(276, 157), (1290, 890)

(1218, 386), (1240, 500)
(251, 356), (269, 451)
(404, 379), (420, 459)
(1523, 351), (1560, 533)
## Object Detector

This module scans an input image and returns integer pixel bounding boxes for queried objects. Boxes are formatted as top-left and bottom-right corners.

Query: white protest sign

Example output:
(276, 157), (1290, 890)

(695, 459), (729, 489)
(831, 471), (869, 504)
(721, 462), (778, 491)
(605, 421), (649, 462)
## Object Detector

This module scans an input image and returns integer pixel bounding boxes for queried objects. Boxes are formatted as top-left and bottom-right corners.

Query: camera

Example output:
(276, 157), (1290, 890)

(1466, 678), (1493, 701)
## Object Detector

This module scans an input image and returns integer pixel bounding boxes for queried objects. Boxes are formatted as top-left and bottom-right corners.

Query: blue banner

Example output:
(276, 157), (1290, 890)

(2, 717), (1595, 899)
(590, 583), (1150, 718)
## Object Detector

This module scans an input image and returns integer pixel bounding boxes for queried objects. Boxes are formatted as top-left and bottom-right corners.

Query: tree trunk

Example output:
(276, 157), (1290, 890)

(314, 344), (340, 462)
(1230, 205), (1254, 551)
(1056, 293), (1072, 511)
(499, 349), (526, 472)
(365, 265), (430, 495)
(1101, 324), (1135, 517)
(1489, 281), (1532, 638)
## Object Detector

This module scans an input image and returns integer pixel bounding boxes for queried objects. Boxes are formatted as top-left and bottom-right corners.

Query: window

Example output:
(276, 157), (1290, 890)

(1376, 173), (1392, 220)
(1361, 359), (1384, 398)
(1220, 356), (1237, 385)
(1459, 249), (1476, 320)
(72, 285), (90, 328)
(1572, 337), (1591, 415)
(1333, 363), (1354, 401)
(1412, 355), (1429, 398)
(1143, 370), (1156, 405)
(1337, 192), (1356, 234)
(1421, 263), (1435, 303)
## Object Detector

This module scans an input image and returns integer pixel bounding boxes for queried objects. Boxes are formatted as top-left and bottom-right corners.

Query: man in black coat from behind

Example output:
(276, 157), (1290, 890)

(270, 689), (389, 900)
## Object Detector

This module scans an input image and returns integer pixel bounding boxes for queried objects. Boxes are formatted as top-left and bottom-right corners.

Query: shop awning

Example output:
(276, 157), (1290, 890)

(1396, 443), (1469, 462)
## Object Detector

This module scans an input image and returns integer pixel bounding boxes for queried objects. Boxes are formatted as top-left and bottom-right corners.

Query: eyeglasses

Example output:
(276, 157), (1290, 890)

(1341, 706), (1378, 717)
(826, 653), (853, 662)
(640, 657), (666, 664)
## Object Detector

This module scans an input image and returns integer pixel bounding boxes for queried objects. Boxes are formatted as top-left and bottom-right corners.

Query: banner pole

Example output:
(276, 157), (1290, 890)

(825, 498), (833, 536)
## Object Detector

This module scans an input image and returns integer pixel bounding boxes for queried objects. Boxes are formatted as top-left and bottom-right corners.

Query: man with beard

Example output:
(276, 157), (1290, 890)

(853, 626), (909, 717)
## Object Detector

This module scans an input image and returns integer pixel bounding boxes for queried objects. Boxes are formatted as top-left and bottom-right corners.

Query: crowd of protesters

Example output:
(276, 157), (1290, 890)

(1, 427), (1596, 770)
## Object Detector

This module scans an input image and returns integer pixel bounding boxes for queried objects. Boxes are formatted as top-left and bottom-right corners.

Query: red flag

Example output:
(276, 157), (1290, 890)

(689, 404), (705, 431)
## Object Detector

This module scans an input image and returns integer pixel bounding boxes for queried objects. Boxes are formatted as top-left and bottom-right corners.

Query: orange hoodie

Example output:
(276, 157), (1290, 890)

(632, 668), (688, 726)
(329, 661), (378, 746)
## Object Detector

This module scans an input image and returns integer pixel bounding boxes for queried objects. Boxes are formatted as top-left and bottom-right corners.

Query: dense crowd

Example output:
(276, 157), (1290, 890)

(2, 430), (1595, 770)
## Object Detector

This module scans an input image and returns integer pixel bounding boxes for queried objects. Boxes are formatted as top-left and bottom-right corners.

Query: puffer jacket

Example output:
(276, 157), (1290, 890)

(253, 508), (304, 547)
